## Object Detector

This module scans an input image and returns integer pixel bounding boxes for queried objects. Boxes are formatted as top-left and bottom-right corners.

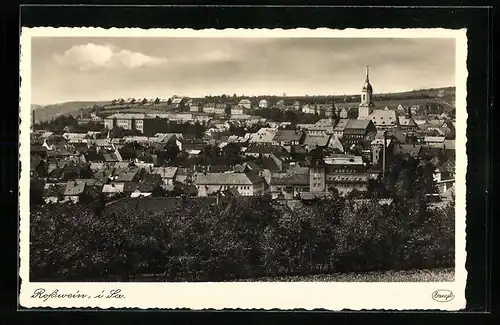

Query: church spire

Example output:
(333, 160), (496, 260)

(365, 65), (370, 82)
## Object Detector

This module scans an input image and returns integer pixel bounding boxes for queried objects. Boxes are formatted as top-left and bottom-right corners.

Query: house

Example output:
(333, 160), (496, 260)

(137, 173), (163, 193)
(249, 127), (278, 144)
(62, 132), (89, 143)
(370, 138), (393, 166)
(366, 109), (398, 129)
(269, 151), (293, 171)
(171, 97), (188, 110)
(63, 180), (86, 203)
(103, 113), (148, 133)
(230, 106), (244, 115)
(393, 144), (423, 160)
(328, 136), (344, 153)
(193, 172), (265, 196)
(383, 128), (407, 144)
(245, 144), (286, 158)
(272, 129), (305, 147)
(302, 104), (316, 114)
(275, 99), (285, 108)
(203, 102), (216, 114)
(398, 115), (418, 132)
(44, 183), (66, 203)
(270, 173), (310, 200)
(302, 133), (331, 151)
(114, 167), (140, 184)
(102, 183), (125, 197)
(214, 103), (228, 115)
(308, 154), (369, 196)
(226, 135), (248, 145)
(342, 119), (377, 147)
(238, 99), (252, 109)
(316, 103), (333, 115)
(258, 99), (268, 109)
(339, 107), (349, 119)
(151, 166), (178, 185)
(308, 118), (337, 137)
(433, 157), (455, 183)
(189, 102), (203, 112)
(439, 112), (450, 120)
(424, 136), (446, 148)
(332, 119), (349, 139)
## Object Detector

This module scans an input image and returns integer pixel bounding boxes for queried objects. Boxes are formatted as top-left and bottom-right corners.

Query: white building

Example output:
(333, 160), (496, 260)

(238, 99), (252, 109)
(258, 99), (269, 109)
(193, 172), (265, 196)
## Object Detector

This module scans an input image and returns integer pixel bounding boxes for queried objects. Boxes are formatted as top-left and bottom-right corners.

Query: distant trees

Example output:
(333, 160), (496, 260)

(36, 115), (78, 132)
(30, 179), (45, 211)
(143, 121), (206, 138)
(109, 126), (142, 138)
(34, 115), (105, 133)
(156, 143), (181, 166)
(248, 108), (324, 124)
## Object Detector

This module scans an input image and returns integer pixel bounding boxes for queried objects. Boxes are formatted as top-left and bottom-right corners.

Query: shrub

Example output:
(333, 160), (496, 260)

(30, 195), (455, 282)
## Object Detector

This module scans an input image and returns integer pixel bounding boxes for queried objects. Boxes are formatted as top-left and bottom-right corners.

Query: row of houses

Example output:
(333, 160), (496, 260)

(32, 125), (456, 204)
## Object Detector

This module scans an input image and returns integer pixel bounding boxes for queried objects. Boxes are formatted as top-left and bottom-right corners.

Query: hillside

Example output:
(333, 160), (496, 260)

(32, 101), (110, 123)
(30, 86), (455, 122)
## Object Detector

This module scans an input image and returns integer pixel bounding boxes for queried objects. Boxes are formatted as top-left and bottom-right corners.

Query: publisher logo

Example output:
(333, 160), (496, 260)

(432, 290), (455, 302)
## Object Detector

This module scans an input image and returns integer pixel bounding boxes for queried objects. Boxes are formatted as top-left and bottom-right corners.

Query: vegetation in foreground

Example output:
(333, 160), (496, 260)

(30, 158), (454, 282)
(237, 267), (454, 282)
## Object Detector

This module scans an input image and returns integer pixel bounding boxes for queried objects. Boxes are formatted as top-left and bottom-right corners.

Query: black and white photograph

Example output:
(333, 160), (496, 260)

(19, 28), (467, 310)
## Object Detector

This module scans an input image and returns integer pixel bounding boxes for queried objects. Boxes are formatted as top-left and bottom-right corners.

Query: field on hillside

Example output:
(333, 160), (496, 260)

(235, 268), (454, 282)
(32, 101), (110, 122)
(338, 97), (455, 110)
(98, 107), (170, 116)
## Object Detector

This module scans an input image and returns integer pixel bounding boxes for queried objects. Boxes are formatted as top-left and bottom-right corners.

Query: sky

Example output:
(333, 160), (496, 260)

(30, 37), (456, 105)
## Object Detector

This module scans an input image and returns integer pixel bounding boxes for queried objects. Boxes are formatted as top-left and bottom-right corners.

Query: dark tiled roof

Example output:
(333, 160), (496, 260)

(45, 183), (66, 197)
(271, 173), (310, 186)
(394, 144), (422, 158)
(259, 157), (281, 172)
(63, 181), (86, 196)
(345, 119), (372, 130)
(246, 144), (285, 154)
(272, 129), (304, 142)
(116, 169), (139, 182)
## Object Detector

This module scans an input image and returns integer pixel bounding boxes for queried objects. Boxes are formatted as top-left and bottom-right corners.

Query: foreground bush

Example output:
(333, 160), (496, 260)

(30, 194), (454, 282)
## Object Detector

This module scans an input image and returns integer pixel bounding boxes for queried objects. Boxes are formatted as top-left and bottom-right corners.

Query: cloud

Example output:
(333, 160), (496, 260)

(53, 43), (165, 71)
(202, 50), (235, 62)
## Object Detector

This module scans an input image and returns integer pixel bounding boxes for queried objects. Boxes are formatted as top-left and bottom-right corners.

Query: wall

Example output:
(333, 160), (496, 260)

(309, 167), (326, 192)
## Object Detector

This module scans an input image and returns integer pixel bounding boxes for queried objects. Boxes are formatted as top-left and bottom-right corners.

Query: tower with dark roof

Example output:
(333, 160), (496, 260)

(358, 65), (375, 119)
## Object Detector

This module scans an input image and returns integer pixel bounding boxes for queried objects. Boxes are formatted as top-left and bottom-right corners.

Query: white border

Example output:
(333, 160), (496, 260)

(19, 27), (468, 310)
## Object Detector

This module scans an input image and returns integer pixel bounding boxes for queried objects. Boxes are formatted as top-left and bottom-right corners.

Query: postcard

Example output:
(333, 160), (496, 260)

(19, 27), (467, 310)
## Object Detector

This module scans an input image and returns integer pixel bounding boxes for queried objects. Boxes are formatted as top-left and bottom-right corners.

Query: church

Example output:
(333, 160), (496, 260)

(357, 66), (398, 130)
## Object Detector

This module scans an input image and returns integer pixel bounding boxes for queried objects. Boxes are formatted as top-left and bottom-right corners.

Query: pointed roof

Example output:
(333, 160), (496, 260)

(362, 65), (373, 92)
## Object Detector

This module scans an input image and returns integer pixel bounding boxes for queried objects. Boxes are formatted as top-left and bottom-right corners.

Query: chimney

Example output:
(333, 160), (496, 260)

(382, 131), (387, 179)
(32, 110), (36, 129)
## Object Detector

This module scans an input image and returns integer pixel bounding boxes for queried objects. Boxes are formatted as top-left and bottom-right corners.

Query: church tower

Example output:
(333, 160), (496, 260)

(358, 65), (375, 119)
